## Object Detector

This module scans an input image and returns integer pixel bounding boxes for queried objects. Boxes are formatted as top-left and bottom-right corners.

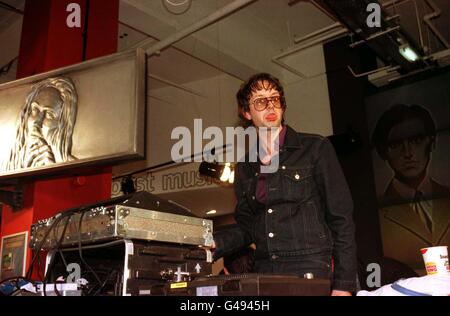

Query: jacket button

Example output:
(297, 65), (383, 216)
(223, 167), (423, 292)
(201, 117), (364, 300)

(295, 174), (300, 180)
(268, 209), (274, 214)
(272, 255), (278, 260)
(281, 166), (286, 170)
(252, 196), (256, 200)
(255, 172), (259, 177)
(268, 233), (275, 238)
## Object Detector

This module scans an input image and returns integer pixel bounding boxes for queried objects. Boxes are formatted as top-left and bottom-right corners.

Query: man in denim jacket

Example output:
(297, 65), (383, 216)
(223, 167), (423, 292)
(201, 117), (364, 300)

(213, 73), (357, 296)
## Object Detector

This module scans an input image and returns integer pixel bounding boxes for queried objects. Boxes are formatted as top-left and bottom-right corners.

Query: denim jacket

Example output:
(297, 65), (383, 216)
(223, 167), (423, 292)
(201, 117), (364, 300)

(214, 125), (357, 291)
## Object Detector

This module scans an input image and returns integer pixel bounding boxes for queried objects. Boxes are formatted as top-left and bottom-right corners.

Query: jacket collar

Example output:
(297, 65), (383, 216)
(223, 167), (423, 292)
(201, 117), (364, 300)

(281, 125), (302, 152)
(241, 125), (301, 177)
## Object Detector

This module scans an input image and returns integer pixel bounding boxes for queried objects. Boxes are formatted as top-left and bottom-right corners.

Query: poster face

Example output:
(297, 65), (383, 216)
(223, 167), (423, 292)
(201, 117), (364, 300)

(0, 49), (146, 180)
(365, 70), (450, 271)
(366, 71), (450, 206)
(0, 232), (28, 280)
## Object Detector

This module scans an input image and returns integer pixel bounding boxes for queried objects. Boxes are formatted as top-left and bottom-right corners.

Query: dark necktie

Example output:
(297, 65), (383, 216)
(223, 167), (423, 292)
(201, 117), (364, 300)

(414, 191), (433, 233)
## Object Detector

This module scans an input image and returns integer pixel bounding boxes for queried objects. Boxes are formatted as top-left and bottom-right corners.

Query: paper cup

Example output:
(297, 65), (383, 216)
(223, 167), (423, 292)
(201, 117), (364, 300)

(420, 246), (450, 275)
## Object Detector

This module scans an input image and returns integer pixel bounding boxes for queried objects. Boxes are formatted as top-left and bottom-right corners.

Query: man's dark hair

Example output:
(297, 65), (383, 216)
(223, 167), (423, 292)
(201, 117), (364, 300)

(236, 73), (287, 127)
(371, 104), (436, 159)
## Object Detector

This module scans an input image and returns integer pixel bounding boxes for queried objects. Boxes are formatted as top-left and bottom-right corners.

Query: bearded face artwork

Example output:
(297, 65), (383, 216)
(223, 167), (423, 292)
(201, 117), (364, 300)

(5, 77), (78, 170)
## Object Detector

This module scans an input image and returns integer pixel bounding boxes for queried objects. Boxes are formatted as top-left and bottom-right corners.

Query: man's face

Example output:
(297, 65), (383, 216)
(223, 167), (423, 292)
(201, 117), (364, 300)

(385, 118), (432, 180)
(243, 81), (284, 129)
(27, 87), (63, 143)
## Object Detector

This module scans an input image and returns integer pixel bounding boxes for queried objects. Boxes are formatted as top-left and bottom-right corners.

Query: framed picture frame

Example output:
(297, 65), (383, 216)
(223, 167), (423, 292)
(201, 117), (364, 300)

(0, 231), (28, 280)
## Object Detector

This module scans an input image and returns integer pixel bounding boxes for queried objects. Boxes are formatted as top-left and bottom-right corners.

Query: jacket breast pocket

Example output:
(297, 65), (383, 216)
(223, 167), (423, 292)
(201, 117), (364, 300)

(280, 167), (313, 203)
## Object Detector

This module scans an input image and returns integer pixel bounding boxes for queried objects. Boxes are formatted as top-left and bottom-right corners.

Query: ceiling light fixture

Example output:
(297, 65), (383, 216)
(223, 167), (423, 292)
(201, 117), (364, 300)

(399, 44), (419, 63)
(162, 0), (192, 15)
(206, 210), (217, 215)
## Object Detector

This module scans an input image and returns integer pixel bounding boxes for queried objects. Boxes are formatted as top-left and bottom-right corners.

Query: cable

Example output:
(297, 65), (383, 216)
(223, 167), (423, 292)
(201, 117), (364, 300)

(31, 194), (129, 281)
(25, 196), (134, 294)
(35, 251), (44, 282)
(44, 215), (72, 281)
(28, 170), (208, 282)
(26, 212), (74, 280)
(43, 215), (72, 296)
(27, 209), (79, 278)
(57, 249), (69, 271)
(114, 271), (120, 296)
(0, 58), (17, 77)
(53, 279), (65, 297)
(112, 144), (232, 181)
(92, 270), (117, 296)
(0, 1), (23, 14)
(77, 211), (102, 294)
(27, 208), (79, 290)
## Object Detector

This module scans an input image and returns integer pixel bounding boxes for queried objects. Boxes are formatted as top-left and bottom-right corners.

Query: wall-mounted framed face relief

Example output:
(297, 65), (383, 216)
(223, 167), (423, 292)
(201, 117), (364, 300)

(0, 48), (146, 180)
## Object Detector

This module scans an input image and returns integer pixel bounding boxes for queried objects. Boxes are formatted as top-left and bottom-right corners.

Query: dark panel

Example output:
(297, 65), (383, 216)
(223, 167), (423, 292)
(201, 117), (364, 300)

(324, 37), (383, 263)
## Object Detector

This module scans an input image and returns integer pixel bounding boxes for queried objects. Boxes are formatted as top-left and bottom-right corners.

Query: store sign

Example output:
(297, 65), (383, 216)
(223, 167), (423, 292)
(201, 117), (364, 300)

(112, 163), (223, 197)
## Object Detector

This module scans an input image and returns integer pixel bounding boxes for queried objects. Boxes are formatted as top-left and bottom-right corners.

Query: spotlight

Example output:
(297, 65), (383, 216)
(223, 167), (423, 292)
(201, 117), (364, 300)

(199, 162), (223, 179)
(220, 163), (232, 182)
(199, 162), (235, 184)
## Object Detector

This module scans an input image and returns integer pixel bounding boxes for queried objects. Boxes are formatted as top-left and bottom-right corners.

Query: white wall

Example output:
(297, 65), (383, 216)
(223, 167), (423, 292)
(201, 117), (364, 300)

(113, 72), (242, 177)
(0, 18), (22, 84)
(282, 45), (333, 136)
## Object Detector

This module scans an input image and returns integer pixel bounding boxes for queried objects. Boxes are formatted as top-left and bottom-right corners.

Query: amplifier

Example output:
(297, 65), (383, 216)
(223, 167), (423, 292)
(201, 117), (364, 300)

(149, 274), (331, 296)
(30, 192), (214, 250)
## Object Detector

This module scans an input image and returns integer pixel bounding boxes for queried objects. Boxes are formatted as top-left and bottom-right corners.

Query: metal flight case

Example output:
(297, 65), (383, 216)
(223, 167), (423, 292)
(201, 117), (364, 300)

(31, 192), (214, 250)
(32, 192), (214, 296)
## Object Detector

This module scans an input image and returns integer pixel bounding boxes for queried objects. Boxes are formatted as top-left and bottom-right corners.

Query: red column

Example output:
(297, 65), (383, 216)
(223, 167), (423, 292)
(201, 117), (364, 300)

(1, 0), (119, 278)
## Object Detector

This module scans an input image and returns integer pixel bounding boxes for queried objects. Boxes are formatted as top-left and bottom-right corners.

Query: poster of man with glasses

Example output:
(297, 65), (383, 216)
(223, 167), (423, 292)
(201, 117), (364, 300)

(366, 70), (450, 273)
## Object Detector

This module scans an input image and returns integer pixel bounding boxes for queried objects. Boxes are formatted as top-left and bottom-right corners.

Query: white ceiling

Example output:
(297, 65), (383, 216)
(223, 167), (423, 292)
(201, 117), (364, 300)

(118, 0), (336, 83)
(2, 0), (449, 83)
(0, 0), (24, 30)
